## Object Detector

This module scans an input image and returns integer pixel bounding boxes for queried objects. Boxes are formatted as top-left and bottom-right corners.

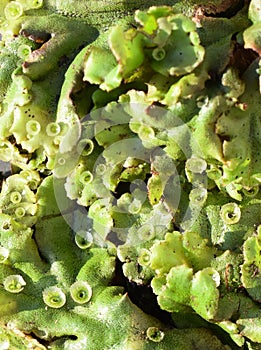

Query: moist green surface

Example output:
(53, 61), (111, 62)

(0, 0), (260, 349)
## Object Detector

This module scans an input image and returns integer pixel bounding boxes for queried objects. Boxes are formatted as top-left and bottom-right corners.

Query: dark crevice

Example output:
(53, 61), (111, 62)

(198, 0), (246, 19)
(229, 43), (259, 76)
(109, 256), (126, 287)
(28, 333), (50, 347)
(20, 29), (52, 45)
(110, 258), (175, 327)
(126, 280), (175, 326)
(113, 181), (131, 199)
(29, 333), (78, 347)
(216, 134), (231, 143)
(31, 227), (50, 265)
(70, 80), (97, 118)
(14, 143), (30, 156)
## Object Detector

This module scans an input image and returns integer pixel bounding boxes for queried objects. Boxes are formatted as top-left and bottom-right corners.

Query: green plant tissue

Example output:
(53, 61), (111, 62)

(0, 0), (260, 349)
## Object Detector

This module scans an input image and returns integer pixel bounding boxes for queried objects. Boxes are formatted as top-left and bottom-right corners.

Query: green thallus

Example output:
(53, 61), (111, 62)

(0, 0), (260, 349)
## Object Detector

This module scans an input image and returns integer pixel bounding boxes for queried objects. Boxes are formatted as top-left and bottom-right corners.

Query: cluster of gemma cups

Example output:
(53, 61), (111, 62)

(53, 102), (208, 247)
